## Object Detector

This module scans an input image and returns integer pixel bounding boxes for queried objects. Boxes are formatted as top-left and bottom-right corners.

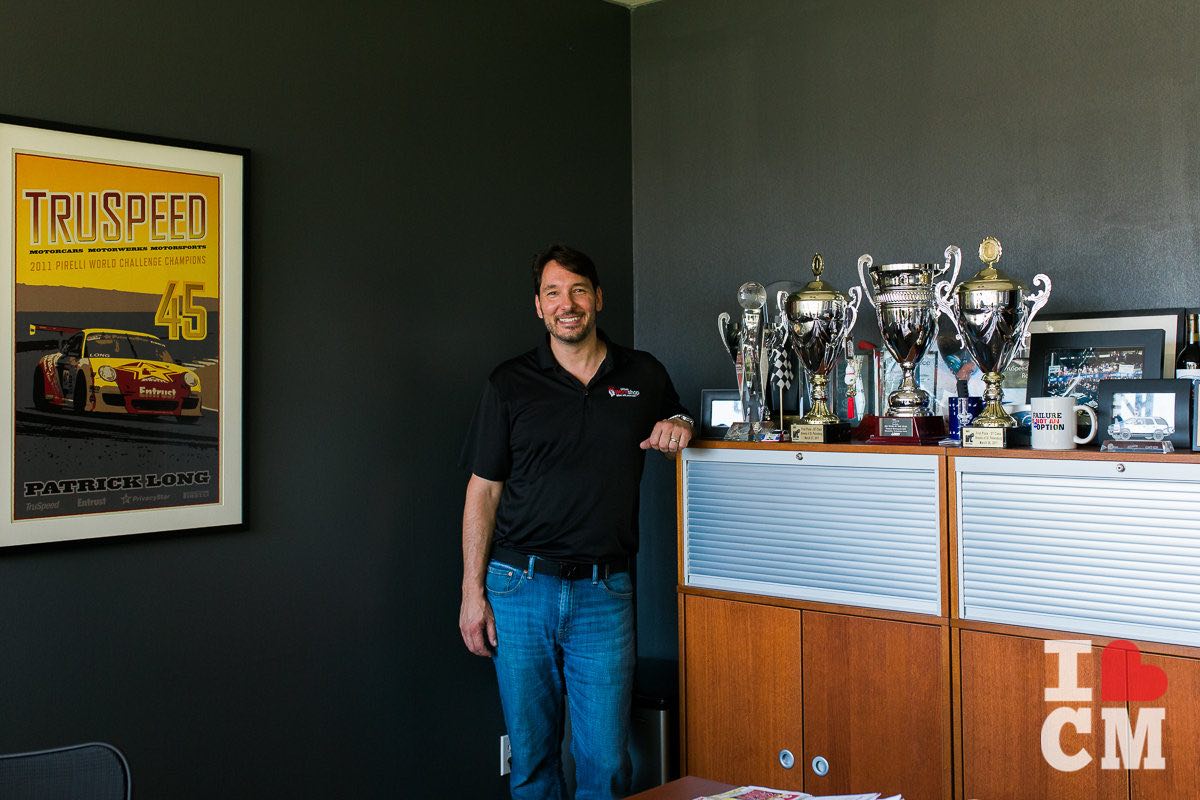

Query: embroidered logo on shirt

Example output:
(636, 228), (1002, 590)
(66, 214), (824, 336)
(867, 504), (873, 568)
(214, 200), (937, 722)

(608, 386), (640, 398)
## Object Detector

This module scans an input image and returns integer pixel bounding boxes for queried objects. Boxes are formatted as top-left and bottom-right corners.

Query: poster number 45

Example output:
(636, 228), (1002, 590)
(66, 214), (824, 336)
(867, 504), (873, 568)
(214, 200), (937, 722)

(155, 280), (207, 340)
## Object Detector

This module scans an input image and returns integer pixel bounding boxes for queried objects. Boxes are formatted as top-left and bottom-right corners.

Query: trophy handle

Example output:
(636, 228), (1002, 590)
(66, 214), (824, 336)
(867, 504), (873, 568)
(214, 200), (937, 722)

(938, 244), (962, 285)
(717, 312), (739, 361)
(934, 278), (965, 346)
(845, 285), (863, 341)
(857, 254), (877, 309)
(1021, 273), (1053, 332)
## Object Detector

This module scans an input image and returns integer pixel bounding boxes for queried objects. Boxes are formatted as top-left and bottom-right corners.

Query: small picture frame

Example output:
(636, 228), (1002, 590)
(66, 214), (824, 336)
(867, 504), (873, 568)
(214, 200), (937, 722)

(700, 389), (742, 439)
(1096, 378), (1193, 450)
(1027, 329), (1165, 411)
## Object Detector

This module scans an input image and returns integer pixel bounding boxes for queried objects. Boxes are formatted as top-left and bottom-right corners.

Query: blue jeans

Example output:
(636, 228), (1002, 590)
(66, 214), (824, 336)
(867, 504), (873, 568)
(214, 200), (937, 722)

(486, 558), (634, 800)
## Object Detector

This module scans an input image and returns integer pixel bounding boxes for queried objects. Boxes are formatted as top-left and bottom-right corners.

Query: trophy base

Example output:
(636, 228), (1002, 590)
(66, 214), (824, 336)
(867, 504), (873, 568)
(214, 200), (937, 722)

(789, 421), (851, 444)
(867, 415), (946, 446)
(1100, 439), (1175, 454)
(724, 422), (758, 442)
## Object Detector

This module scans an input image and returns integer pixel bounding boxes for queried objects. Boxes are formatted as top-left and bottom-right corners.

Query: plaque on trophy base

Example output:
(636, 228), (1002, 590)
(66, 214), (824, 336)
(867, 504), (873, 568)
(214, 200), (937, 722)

(1100, 439), (1175, 454)
(962, 425), (1007, 449)
(790, 421), (852, 444)
(867, 415), (947, 445)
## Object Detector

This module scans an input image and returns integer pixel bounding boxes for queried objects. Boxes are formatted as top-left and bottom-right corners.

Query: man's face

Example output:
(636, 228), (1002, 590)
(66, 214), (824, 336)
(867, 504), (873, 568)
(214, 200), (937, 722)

(535, 260), (603, 345)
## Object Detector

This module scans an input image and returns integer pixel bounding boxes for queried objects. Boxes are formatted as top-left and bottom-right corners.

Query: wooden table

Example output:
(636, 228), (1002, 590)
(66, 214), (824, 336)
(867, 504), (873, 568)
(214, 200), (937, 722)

(626, 776), (735, 799)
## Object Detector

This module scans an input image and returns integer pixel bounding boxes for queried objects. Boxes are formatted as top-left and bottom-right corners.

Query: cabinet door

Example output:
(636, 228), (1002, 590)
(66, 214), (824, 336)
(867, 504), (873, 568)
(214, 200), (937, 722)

(1131, 653), (1200, 798)
(802, 612), (950, 799)
(683, 595), (802, 787)
(960, 630), (1128, 800)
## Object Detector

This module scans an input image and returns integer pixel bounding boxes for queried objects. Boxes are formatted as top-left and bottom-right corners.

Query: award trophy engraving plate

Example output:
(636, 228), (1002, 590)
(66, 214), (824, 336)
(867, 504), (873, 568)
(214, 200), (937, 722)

(857, 245), (961, 444)
(781, 254), (862, 445)
(934, 236), (1052, 431)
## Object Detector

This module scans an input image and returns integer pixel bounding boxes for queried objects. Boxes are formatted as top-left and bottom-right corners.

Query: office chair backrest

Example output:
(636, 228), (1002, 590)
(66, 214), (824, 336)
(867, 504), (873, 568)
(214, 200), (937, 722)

(0, 742), (131, 800)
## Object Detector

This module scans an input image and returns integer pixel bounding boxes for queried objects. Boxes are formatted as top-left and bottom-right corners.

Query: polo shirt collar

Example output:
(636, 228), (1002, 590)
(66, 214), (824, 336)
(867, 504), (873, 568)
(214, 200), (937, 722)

(535, 329), (624, 374)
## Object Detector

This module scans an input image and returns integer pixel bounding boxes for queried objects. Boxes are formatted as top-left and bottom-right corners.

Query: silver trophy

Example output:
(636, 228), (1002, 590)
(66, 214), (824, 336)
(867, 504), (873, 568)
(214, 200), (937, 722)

(935, 236), (1051, 428)
(718, 282), (787, 440)
(857, 245), (961, 443)
(781, 254), (863, 431)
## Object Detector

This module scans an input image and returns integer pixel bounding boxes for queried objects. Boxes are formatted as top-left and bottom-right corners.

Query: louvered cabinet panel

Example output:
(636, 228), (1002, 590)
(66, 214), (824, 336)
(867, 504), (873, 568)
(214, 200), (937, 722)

(682, 448), (942, 615)
(956, 457), (1200, 647)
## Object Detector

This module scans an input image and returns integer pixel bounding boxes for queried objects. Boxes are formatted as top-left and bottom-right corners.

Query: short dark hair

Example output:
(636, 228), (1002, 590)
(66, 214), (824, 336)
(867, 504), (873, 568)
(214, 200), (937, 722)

(531, 244), (601, 295)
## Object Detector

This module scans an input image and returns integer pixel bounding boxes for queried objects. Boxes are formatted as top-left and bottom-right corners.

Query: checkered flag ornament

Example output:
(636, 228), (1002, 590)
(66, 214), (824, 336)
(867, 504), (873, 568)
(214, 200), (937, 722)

(771, 348), (793, 391)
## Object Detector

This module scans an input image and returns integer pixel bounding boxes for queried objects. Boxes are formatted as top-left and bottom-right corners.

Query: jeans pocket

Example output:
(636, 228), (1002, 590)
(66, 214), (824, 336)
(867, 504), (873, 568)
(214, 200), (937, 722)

(485, 561), (523, 596)
(600, 570), (633, 599)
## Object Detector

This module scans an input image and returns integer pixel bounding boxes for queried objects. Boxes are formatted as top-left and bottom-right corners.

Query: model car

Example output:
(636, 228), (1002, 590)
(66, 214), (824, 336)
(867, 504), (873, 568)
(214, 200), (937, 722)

(1107, 415), (1173, 441)
(30, 325), (202, 422)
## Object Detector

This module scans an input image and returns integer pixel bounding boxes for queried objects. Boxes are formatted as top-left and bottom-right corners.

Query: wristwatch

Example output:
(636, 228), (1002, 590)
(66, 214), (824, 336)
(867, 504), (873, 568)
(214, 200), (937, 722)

(668, 413), (695, 428)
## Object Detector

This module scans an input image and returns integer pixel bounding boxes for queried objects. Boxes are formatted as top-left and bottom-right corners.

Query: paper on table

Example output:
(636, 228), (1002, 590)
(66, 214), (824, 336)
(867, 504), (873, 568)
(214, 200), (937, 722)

(691, 787), (903, 800)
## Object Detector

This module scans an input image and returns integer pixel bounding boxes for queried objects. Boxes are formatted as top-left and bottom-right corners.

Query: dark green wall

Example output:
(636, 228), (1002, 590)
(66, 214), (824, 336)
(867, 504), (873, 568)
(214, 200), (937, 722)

(0, 2), (631, 797)
(631, 0), (1200, 659)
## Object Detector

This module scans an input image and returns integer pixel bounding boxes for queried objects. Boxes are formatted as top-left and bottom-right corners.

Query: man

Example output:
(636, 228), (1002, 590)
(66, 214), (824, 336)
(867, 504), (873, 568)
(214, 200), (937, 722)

(459, 244), (693, 799)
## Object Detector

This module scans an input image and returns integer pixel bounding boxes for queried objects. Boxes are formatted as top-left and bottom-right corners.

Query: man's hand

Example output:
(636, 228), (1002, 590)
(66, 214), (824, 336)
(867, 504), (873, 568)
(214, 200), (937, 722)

(459, 590), (497, 657)
(640, 416), (694, 458)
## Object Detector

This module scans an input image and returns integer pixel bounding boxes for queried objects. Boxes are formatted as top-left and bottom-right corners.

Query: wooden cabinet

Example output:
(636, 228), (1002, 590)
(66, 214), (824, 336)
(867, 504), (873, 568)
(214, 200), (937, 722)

(802, 611), (950, 799)
(1130, 653), (1200, 798)
(682, 595), (950, 798)
(678, 443), (1200, 800)
(682, 595), (801, 787)
(959, 630), (1127, 800)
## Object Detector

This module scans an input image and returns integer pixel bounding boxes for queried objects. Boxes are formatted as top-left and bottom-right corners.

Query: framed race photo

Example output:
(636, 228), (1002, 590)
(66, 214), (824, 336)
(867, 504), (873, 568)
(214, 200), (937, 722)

(1030, 309), (1185, 378)
(0, 116), (245, 547)
(1027, 329), (1164, 411)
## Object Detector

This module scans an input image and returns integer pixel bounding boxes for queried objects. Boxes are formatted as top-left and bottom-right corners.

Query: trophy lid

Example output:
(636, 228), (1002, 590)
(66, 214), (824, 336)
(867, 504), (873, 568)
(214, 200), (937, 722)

(791, 253), (845, 302)
(957, 236), (1026, 293)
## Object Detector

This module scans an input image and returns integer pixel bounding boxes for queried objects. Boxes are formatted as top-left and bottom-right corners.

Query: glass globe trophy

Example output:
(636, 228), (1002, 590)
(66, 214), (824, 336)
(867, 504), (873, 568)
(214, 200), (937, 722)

(718, 281), (786, 441)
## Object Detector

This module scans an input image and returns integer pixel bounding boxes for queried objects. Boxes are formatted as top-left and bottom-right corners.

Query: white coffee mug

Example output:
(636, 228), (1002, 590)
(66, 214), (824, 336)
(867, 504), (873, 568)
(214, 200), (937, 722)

(1030, 396), (1097, 449)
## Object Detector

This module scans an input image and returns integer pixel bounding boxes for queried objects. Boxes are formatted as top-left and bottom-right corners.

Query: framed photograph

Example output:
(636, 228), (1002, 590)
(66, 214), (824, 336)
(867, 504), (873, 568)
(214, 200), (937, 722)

(1027, 329), (1164, 411)
(0, 116), (245, 547)
(1096, 378), (1192, 449)
(700, 389), (742, 439)
(1030, 309), (1186, 378)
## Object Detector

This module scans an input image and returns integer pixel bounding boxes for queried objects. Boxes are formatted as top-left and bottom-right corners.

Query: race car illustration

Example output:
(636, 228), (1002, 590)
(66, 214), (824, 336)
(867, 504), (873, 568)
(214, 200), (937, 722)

(30, 325), (202, 422)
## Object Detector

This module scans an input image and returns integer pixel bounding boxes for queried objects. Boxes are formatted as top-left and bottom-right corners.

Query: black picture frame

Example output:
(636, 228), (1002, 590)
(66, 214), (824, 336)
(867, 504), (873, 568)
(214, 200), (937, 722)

(1096, 378), (1193, 449)
(1030, 308), (1186, 378)
(700, 389), (741, 439)
(1027, 329), (1165, 411)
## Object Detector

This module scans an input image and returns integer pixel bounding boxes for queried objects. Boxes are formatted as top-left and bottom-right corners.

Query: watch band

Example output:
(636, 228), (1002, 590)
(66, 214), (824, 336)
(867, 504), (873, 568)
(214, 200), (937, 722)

(668, 413), (695, 427)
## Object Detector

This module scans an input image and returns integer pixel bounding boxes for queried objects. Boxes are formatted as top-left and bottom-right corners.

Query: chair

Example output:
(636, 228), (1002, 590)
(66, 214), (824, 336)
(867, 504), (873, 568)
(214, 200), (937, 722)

(0, 742), (131, 800)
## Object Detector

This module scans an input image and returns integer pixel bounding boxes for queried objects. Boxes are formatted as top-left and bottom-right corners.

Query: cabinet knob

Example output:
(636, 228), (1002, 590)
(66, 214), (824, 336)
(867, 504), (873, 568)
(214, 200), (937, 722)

(1116, 463), (1126, 473)
(778, 749), (795, 769)
(795, 452), (804, 461)
(811, 755), (829, 776)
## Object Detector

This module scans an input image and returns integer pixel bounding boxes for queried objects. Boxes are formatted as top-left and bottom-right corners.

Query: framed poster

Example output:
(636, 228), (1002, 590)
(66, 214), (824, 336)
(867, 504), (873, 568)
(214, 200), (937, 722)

(0, 117), (245, 547)
(1026, 329), (1164, 411)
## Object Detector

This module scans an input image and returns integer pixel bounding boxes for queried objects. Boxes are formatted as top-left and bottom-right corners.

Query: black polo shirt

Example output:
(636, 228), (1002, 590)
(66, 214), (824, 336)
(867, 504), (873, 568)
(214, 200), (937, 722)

(460, 331), (688, 562)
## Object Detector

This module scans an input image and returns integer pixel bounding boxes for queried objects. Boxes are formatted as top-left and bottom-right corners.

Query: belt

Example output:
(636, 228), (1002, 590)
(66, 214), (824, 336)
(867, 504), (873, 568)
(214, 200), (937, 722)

(491, 545), (628, 580)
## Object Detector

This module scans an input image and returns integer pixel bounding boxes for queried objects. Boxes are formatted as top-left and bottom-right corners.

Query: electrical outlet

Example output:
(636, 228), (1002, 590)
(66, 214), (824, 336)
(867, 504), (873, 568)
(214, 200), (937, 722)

(499, 734), (511, 776)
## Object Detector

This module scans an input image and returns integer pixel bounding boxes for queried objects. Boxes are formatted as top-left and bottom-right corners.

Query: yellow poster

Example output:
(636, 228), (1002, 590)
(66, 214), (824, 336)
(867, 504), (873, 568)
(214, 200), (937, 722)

(12, 152), (224, 522)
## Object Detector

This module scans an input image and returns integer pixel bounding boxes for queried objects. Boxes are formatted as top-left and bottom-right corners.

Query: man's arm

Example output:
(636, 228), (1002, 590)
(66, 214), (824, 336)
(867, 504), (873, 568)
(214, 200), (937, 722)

(460, 473), (504, 657)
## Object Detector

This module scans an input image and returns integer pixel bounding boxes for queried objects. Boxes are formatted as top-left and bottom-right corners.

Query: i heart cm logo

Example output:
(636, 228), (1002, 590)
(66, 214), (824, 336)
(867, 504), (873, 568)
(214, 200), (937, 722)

(1100, 640), (1168, 702)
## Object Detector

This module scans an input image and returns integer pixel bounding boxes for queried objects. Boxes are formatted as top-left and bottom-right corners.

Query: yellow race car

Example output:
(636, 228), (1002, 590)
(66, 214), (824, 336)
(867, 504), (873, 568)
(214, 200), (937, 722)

(31, 325), (203, 422)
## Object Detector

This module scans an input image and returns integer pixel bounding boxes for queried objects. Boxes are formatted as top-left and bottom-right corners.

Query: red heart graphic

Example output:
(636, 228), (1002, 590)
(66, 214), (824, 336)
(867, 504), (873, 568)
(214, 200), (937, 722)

(1100, 640), (1168, 702)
